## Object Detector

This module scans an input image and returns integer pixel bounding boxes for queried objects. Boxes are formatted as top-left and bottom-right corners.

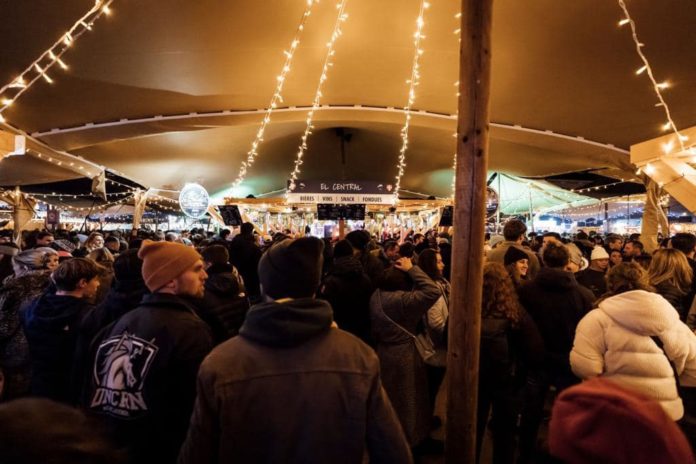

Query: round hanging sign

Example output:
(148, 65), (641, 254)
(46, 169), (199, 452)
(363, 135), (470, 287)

(179, 183), (210, 219)
(486, 187), (499, 218)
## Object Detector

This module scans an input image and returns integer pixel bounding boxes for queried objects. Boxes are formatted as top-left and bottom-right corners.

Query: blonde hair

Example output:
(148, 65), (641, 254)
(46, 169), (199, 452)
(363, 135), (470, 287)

(648, 248), (693, 293)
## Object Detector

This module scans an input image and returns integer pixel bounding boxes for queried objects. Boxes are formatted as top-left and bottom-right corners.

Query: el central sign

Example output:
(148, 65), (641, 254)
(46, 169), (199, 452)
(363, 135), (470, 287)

(286, 180), (395, 204)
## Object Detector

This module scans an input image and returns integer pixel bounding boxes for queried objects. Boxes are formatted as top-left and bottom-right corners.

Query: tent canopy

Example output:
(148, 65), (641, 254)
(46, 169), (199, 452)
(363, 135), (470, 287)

(1, 1), (694, 198)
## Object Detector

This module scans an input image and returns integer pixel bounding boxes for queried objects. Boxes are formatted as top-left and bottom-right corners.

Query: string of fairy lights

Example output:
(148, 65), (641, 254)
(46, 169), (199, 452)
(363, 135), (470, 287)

(393, 0), (430, 202)
(287, 0), (349, 192)
(231, 0), (317, 190)
(570, 179), (628, 194)
(616, 0), (689, 156)
(451, 10), (461, 198)
(0, 0), (115, 124)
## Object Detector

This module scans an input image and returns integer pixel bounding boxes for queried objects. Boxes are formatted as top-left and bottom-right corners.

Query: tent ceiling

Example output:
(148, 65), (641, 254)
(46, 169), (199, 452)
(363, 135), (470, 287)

(1, 1), (694, 198)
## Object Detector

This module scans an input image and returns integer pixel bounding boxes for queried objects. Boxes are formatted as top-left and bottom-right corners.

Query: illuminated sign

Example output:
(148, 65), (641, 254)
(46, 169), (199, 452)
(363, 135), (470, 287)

(179, 183), (210, 219)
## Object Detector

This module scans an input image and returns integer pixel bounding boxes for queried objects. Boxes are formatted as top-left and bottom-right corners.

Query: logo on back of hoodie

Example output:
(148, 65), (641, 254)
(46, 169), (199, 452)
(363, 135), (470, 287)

(90, 331), (158, 419)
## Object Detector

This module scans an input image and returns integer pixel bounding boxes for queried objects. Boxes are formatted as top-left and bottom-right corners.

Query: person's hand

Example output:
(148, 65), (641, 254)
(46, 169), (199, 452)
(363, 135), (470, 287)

(394, 257), (413, 272)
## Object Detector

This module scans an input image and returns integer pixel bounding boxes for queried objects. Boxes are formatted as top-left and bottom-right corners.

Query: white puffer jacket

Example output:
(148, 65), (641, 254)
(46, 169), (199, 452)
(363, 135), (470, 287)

(570, 290), (696, 420)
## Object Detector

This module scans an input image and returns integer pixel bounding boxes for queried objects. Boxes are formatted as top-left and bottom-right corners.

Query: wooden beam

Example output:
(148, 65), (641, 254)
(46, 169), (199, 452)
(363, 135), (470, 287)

(446, 0), (493, 462)
(0, 130), (14, 159)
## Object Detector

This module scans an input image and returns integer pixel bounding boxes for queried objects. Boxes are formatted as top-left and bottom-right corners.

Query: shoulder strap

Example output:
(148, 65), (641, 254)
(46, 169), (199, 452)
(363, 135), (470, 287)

(377, 290), (417, 339)
(651, 335), (681, 389)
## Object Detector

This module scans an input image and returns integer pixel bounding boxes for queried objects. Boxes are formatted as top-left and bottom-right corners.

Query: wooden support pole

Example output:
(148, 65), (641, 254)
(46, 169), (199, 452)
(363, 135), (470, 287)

(338, 218), (346, 239)
(446, 0), (493, 463)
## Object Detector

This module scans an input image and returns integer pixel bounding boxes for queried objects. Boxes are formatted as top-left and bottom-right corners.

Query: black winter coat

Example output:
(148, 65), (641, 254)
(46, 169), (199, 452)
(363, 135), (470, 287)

(0, 271), (52, 399)
(195, 263), (249, 343)
(518, 267), (594, 388)
(85, 292), (213, 464)
(22, 293), (93, 402)
(179, 297), (412, 464)
(228, 234), (262, 302)
(319, 256), (373, 345)
(72, 278), (149, 404)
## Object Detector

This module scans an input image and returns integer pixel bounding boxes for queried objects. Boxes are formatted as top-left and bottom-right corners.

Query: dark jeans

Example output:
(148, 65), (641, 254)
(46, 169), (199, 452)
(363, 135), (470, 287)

(426, 365), (446, 415)
(477, 380), (522, 464)
(517, 370), (578, 464)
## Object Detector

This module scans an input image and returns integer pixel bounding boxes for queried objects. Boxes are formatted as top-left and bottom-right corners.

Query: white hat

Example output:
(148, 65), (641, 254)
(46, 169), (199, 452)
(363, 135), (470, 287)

(591, 246), (610, 261)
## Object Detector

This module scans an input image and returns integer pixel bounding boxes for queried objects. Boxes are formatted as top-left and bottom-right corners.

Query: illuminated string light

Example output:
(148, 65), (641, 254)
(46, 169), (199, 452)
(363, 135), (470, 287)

(616, 0), (686, 153)
(288, 0), (349, 192)
(569, 180), (629, 194)
(451, 9), (461, 198)
(393, 0), (430, 201)
(231, 0), (317, 190)
(0, 0), (115, 119)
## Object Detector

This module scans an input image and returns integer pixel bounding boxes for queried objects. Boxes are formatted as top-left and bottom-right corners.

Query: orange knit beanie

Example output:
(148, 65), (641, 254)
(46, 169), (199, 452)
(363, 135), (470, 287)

(137, 240), (201, 292)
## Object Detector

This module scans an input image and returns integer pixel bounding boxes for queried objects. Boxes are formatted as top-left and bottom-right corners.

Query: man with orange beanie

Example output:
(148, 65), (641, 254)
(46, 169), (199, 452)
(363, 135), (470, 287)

(85, 240), (213, 464)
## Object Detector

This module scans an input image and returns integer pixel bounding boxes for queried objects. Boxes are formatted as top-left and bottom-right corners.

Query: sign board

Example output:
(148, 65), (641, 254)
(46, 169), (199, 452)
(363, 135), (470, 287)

(439, 206), (453, 227)
(179, 183), (210, 219)
(287, 180), (395, 204)
(317, 204), (366, 220)
(218, 205), (243, 226)
(46, 209), (60, 225)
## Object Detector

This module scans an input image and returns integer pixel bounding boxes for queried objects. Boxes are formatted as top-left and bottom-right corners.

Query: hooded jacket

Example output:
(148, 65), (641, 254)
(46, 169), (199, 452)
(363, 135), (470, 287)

(22, 292), (93, 402)
(571, 290), (696, 420)
(228, 234), (262, 301)
(518, 267), (594, 387)
(178, 297), (411, 464)
(319, 256), (374, 344)
(194, 263), (249, 343)
(85, 292), (213, 464)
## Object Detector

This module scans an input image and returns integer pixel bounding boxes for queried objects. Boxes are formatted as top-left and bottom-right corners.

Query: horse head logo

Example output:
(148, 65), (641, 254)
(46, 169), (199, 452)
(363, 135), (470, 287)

(98, 332), (141, 390)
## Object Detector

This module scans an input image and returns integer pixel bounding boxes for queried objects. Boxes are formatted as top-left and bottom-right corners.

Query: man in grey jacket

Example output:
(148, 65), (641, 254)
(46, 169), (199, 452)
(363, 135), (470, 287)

(179, 237), (411, 464)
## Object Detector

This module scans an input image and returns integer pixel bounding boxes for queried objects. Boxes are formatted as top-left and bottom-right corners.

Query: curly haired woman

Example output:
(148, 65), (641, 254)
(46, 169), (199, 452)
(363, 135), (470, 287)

(478, 263), (543, 464)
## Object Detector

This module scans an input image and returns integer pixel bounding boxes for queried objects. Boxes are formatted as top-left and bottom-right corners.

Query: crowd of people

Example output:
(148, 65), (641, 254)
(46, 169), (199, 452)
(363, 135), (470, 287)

(0, 221), (695, 463)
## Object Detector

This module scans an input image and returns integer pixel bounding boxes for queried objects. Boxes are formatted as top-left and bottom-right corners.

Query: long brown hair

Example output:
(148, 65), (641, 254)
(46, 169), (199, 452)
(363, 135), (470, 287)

(482, 262), (522, 325)
(648, 248), (693, 293)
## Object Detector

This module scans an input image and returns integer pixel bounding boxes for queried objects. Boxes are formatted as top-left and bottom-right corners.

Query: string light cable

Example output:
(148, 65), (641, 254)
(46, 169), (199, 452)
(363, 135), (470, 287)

(616, 0), (687, 154)
(393, 0), (430, 201)
(231, 0), (318, 190)
(0, 0), (115, 123)
(287, 0), (350, 192)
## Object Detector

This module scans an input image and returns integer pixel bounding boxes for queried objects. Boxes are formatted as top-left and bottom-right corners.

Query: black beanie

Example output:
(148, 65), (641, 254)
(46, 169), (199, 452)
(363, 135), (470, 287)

(333, 239), (354, 259)
(504, 246), (529, 266)
(113, 249), (144, 283)
(258, 237), (324, 299)
(345, 230), (370, 251)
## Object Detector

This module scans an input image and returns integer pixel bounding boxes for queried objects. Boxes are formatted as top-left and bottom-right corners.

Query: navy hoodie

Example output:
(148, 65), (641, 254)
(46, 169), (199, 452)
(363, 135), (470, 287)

(22, 293), (93, 402)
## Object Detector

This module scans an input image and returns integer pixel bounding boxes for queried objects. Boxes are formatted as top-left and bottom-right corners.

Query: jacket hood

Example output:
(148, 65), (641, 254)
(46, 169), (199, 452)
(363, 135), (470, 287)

(23, 293), (92, 331)
(240, 297), (333, 347)
(535, 267), (578, 291)
(598, 290), (678, 335)
(331, 256), (365, 277)
(205, 271), (239, 296)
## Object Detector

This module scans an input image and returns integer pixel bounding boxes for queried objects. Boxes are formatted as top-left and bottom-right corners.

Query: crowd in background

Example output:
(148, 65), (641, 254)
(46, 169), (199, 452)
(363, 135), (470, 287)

(0, 221), (694, 463)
